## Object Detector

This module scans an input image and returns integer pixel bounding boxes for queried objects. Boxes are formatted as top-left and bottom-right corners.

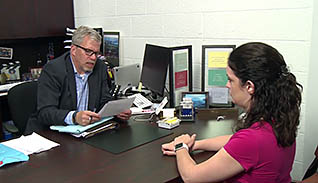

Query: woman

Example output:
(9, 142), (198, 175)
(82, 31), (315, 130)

(162, 42), (303, 183)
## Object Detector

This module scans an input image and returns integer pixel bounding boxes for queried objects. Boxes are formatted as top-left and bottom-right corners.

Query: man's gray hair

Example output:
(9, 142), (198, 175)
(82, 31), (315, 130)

(72, 26), (101, 45)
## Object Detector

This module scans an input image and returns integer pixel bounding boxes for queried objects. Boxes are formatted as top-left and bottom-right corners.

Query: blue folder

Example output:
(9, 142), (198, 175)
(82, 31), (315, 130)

(0, 144), (29, 167)
(50, 116), (113, 134)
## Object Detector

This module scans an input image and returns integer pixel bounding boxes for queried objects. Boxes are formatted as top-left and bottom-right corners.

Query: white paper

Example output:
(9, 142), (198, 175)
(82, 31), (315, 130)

(155, 96), (168, 115)
(209, 87), (229, 104)
(1, 133), (60, 155)
(98, 97), (135, 117)
(130, 107), (155, 115)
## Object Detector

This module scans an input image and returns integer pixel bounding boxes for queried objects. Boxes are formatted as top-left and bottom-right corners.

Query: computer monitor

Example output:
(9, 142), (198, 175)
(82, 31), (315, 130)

(181, 92), (209, 109)
(140, 44), (170, 97)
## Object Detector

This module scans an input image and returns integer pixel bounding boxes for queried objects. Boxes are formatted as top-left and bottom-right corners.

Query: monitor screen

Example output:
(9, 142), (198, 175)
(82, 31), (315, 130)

(181, 92), (209, 109)
(140, 44), (170, 96)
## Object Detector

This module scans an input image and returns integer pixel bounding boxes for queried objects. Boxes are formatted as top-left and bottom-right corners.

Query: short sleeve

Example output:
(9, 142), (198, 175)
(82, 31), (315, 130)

(224, 129), (260, 171)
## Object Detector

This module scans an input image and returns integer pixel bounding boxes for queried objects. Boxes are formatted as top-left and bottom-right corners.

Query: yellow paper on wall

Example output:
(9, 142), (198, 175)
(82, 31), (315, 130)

(208, 51), (229, 68)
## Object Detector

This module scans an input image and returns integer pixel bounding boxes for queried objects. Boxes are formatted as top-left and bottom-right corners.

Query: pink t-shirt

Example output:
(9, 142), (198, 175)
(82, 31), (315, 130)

(223, 121), (295, 183)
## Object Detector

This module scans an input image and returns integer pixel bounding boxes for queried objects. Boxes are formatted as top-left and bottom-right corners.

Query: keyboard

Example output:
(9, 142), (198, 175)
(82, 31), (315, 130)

(128, 93), (153, 109)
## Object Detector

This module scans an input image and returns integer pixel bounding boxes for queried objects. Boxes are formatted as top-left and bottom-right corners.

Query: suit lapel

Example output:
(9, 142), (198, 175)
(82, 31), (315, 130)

(88, 71), (99, 111)
(65, 53), (77, 109)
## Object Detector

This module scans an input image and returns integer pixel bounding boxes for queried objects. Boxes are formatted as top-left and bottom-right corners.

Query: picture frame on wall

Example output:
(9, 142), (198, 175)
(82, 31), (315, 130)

(201, 45), (236, 108)
(169, 45), (193, 107)
(103, 32), (120, 67)
(0, 47), (13, 59)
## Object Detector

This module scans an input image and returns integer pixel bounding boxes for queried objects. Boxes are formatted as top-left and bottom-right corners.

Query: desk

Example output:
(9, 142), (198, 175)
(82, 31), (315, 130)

(0, 108), (238, 183)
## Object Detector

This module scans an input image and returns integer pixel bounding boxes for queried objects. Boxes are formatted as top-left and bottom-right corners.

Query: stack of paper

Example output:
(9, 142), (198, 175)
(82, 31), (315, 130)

(1, 132), (60, 155)
(0, 132), (60, 167)
(50, 116), (118, 138)
(72, 122), (119, 138)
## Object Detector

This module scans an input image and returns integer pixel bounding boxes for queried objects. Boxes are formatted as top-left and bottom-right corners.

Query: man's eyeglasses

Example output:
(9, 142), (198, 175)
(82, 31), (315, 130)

(74, 44), (102, 57)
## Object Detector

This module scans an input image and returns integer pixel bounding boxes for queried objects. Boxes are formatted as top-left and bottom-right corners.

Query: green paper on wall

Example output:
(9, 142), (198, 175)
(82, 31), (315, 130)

(208, 69), (227, 86)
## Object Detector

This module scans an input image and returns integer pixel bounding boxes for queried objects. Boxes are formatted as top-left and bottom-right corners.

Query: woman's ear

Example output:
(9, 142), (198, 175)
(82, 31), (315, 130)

(245, 80), (255, 94)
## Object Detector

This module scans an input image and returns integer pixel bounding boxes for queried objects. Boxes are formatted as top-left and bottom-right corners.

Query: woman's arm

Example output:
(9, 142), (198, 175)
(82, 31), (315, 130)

(162, 134), (241, 182)
(176, 148), (243, 183)
(161, 134), (232, 155)
(192, 135), (232, 152)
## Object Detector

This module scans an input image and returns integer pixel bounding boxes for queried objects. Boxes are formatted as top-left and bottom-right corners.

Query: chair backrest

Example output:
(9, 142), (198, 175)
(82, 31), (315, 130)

(7, 81), (37, 135)
(302, 145), (318, 180)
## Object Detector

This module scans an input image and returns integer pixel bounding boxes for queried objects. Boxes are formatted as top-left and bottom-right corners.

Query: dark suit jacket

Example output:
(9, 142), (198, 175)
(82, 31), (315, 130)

(25, 52), (112, 134)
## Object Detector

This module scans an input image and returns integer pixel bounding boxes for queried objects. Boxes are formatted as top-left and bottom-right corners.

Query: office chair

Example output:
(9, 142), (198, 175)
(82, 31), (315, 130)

(302, 145), (318, 181)
(7, 81), (37, 136)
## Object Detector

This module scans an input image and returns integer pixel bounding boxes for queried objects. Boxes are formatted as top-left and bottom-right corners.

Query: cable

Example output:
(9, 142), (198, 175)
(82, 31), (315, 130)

(164, 86), (169, 94)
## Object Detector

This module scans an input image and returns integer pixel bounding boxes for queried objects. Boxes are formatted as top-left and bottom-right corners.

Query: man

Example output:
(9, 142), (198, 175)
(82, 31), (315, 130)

(25, 26), (131, 133)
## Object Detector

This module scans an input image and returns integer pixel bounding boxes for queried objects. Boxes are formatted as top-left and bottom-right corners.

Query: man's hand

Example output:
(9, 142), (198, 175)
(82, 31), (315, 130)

(75, 110), (101, 126)
(116, 109), (132, 121)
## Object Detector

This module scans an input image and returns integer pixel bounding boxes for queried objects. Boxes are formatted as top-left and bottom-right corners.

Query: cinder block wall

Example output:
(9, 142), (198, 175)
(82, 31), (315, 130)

(73, 0), (316, 180)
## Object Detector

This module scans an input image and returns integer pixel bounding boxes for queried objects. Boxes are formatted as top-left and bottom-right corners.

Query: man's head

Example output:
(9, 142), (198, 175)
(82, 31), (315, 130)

(70, 26), (102, 74)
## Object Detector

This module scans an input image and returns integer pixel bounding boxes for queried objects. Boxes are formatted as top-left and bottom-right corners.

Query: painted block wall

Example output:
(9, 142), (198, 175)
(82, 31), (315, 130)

(73, 0), (316, 180)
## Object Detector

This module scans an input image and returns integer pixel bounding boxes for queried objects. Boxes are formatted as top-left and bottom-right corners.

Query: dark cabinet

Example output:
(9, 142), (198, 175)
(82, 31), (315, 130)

(0, 0), (74, 39)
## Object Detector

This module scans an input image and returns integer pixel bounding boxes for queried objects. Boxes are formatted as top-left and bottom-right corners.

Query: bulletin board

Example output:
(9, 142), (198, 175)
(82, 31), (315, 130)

(169, 45), (193, 107)
(201, 45), (235, 107)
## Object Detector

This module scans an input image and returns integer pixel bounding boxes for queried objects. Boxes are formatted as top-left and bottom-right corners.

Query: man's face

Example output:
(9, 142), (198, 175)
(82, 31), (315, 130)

(226, 66), (252, 110)
(71, 36), (101, 74)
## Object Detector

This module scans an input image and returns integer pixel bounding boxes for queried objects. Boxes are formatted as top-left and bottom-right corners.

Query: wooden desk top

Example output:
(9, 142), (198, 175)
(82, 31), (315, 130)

(0, 108), (238, 183)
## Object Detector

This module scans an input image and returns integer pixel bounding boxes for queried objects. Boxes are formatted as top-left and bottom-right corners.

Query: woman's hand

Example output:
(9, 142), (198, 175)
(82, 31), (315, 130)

(161, 141), (176, 156)
(161, 134), (196, 156)
(174, 134), (196, 150)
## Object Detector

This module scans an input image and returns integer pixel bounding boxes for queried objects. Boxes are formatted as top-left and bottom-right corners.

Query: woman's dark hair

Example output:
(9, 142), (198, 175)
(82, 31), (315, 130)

(228, 42), (302, 147)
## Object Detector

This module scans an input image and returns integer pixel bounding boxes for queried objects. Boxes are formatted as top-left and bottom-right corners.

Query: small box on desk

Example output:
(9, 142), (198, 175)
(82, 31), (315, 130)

(157, 117), (180, 129)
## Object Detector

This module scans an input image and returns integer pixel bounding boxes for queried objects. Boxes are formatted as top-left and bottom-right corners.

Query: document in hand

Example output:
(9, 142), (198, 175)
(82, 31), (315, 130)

(98, 97), (135, 118)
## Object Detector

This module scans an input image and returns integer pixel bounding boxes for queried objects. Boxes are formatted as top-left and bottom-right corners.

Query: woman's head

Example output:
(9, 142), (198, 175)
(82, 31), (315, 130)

(227, 42), (302, 147)
(227, 42), (287, 109)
